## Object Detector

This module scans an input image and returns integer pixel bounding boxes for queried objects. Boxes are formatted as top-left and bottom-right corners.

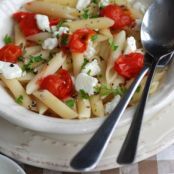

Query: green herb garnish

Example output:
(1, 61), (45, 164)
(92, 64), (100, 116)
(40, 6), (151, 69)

(61, 34), (69, 46)
(81, 58), (89, 70)
(87, 69), (92, 75)
(136, 85), (141, 93)
(57, 20), (65, 29)
(95, 84), (127, 97)
(3, 35), (12, 44)
(16, 95), (24, 105)
(65, 99), (75, 108)
(79, 90), (89, 99)
(22, 54), (44, 72)
(92, 0), (99, 4)
(82, 9), (90, 19)
(108, 38), (118, 51)
(18, 56), (24, 62)
(91, 34), (98, 42)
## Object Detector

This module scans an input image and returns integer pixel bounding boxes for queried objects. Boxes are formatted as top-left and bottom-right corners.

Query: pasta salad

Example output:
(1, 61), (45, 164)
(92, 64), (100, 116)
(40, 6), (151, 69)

(0, 0), (166, 119)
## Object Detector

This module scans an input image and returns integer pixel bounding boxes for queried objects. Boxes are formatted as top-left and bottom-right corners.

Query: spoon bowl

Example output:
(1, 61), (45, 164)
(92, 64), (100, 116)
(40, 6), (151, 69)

(141, 0), (174, 57)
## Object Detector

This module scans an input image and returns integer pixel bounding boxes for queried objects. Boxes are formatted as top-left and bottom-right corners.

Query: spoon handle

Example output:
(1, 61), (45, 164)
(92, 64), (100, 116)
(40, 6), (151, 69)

(70, 66), (149, 171)
(117, 60), (159, 164)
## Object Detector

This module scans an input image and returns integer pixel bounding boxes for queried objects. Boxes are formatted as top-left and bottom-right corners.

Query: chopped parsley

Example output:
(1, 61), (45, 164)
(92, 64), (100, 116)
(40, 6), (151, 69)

(92, 0), (99, 4)
(87, 69), (92, 75)
(16, 95), (24, 105)
(18, 56), (24, 62)
(82, 9), (90, 19)
(136, 85), (141, 93)
(22, 54), (44, 72)
(108, 38), (118, 51)
(81, 58), (89, 70)
(3, 34), (12, 45)
(65, 99), (75, 109)
(79, 89), (89, 99)
(57, 20), (65, 29)
(91, 34), (98, 42)
(60, 34), (69, 46)
(95, 84), (127, 97)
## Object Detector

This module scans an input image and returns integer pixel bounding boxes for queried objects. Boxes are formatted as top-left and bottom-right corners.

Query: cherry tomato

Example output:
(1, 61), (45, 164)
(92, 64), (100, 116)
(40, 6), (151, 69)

(40, 69), (73, 99)
(49, 18), (60, 26)
(100, 4), (134, 30)
(69, 28), (95, 53)
(114, 53), (144, 79)
(13, 12), (59, 36)
(0, 44), (22, 63)
(13, 12), (41, 36)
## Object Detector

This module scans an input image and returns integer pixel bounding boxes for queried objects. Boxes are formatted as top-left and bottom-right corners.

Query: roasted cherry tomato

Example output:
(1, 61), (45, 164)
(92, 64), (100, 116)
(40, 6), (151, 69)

(40, 69), (73, 99)
(114, 53), (144, 79)
(0, 44), (22, 63)
(49, 18), (60, 26)
(13, 12), (40, 37)
(100, 4), (134, 30)
(13, 12), (59, 36)
(69, 28), (95, 53)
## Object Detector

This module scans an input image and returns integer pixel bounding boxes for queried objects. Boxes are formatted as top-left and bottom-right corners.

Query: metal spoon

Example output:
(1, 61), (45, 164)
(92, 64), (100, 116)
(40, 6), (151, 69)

(70, 0), (174, 171)
(117, 0), (174, 164)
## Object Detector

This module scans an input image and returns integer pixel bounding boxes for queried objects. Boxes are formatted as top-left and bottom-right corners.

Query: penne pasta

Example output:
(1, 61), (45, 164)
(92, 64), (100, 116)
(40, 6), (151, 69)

(65, 17), (115, 32)
(33, 90), (78, 119)
(14, 23), (26, 46)
(18, 73), (35, 83)
(37, 0), (77, 7)
(26, 32), (52, 44)
(90, 95), (104, 117)
(24, 46), (42, 57)
(25, 1), (80, 19)
(36, 99), (48, 114)
(26, 52), (65, 94)
(0, 76), (32, 109)
(77, 97), (91, 119)
(72, 53), (84, 76)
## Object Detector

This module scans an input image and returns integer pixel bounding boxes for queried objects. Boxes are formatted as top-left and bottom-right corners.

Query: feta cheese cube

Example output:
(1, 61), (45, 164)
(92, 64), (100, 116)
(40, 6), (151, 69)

(84, 40), (96, 59)
(0, 61), (22, 79)
(75, 73), (98, 95)
(124, 36), (137, 55)
(35, 14), (51, 32)
(76, 0), (91, 10)
(100, 0), (110, 7)
(105, 95), (121, 114)
(81, 59), (101, 76)
(52, 26), (69, 37)
(42, 38), (58, 50)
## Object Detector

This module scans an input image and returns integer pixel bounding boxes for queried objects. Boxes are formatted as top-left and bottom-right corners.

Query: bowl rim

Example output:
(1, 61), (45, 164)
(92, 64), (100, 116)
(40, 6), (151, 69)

(0, 0), (174, 135)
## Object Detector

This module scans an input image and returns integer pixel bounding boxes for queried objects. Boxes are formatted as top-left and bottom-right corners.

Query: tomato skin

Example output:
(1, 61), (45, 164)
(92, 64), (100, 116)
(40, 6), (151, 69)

(100, 4), (134, 30)
(40, 69), (73, 99)
(0, 44), (22, 63)
(13, 12), (41, 36)
(69, 28), (95, 53)
(114, 53), (144, 79)
(49, 18), (60, 26)
(13, 12), (59, 36)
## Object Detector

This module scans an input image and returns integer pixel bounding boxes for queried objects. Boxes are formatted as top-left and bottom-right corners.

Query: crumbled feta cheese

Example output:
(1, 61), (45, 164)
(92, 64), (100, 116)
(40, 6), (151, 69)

(35, 14), (51, 32)
(124, 36), (137, 55)
(100, 0), (110, 6)
(84, 40), (96, 59)
(105, 95), (121, 114)
(0, 61), (22, 79)
(133, 2), (146, 13)
(42, 38), (58, 50)
(81, 59), (101, 76)
(76, 0), (91, 11)
(52, 26), (69, 37)
(75, 73), (98, 95)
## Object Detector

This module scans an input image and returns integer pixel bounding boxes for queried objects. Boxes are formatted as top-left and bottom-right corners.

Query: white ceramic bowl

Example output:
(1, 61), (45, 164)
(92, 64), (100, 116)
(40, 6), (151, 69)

(0, 154), (26, 174)
(0, 0), (174, 135)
